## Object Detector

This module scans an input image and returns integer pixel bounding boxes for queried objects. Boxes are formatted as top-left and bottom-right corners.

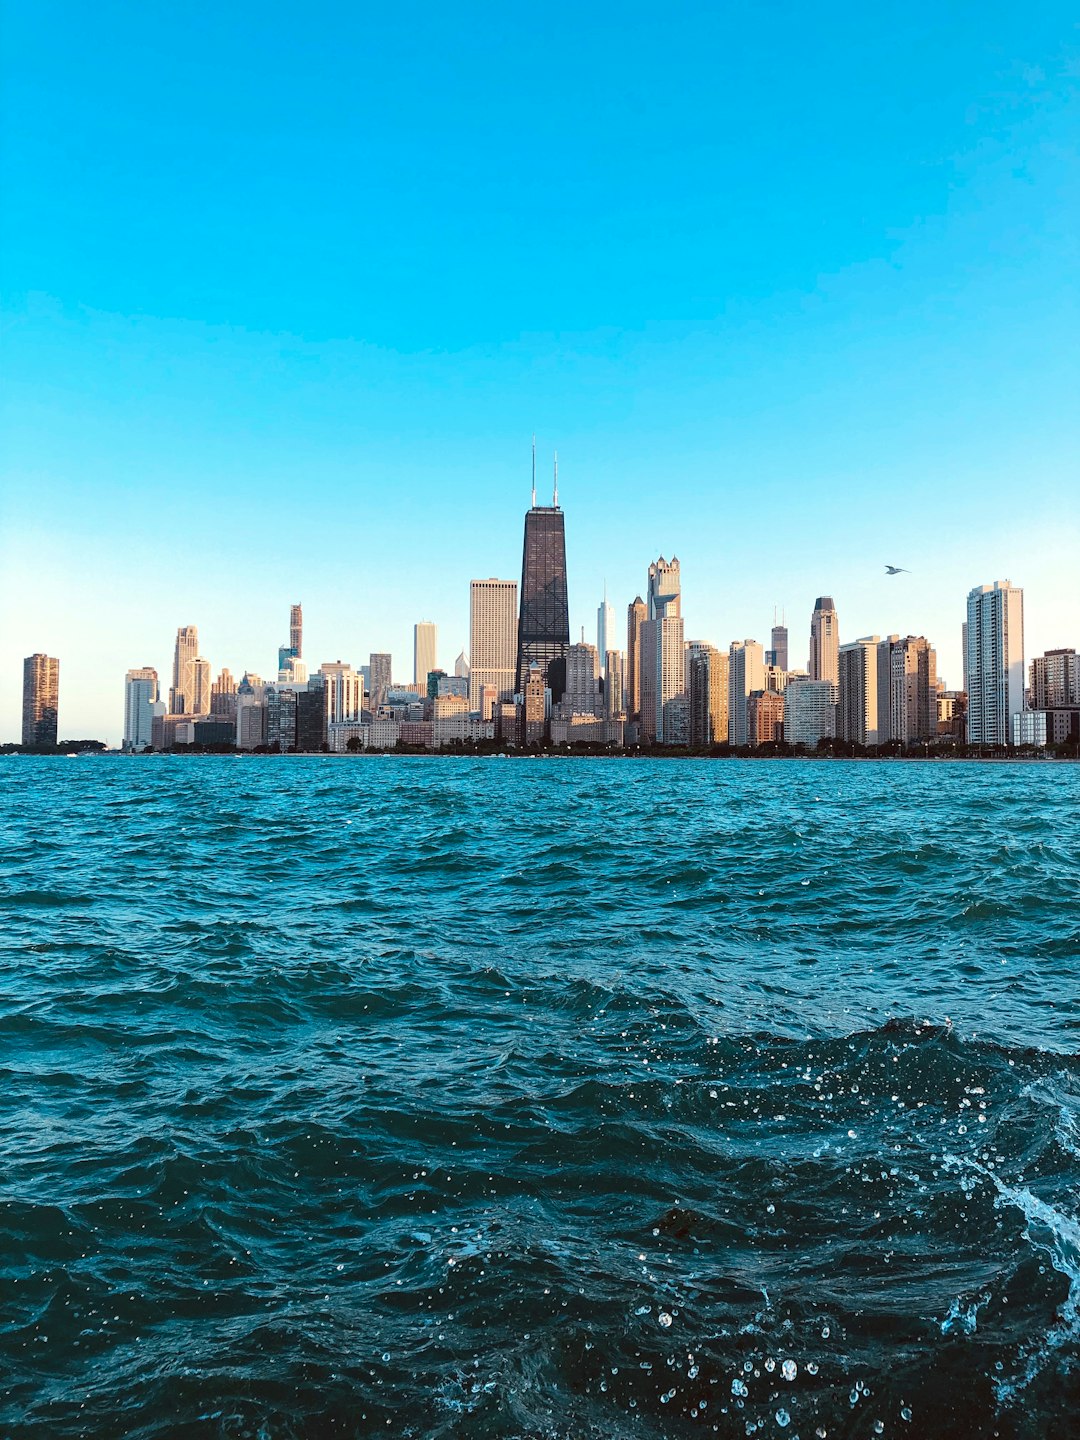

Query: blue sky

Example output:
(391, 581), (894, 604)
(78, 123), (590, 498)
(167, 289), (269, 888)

(2, 1), (1077, 742)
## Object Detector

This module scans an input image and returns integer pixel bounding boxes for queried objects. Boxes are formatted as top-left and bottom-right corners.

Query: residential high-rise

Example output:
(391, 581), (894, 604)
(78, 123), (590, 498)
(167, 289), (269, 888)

(1030, 649), (1080, 710)
(469, 579), (517, 711)
(369, 653), (392, 710)
(626, 596), (647, 724)
(209, 668), (237, 719)
(561, 642), (601, 716)
(728, 640), (765, 746)
(604, 650), (627, 718)
(169, 625), (199, 714)
(838, 637), (884, 747)
(889, 636), (938, 743)
(785, 679), (838, 748)
(966, 581), (1025, 746)
(689, 644), (729, 747)
(21, 654), (60, 747)
(515, 463), (570, 701)
(748, 689), (785, 745)
(123, 666), (159, 752)
(597, 594), (616, 678)
(808, 597), (840, 686)
(413, 622), (437, 687)
(520, 662), (547, 745)
(320, 662), (364, 723)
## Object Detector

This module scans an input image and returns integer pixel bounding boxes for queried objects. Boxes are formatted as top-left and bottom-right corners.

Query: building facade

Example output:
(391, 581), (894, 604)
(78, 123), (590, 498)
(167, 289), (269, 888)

(413, 622), (437, 687)
(966, 581), (1024, 746)
(22, 653), (60, 747)
(809, 597), (840, 686)
(469, 578), (518, 712)
(889, 636), (938, 743)
(515, 503), (570, 701)
(169, 625), (199, 714)
(689, 644), (729, 747)
(838, 637), (884, 747)
(369, 653), (392, 711)
(626, 596), (647, 726)
(785, 679), (838, 747)
(728, 640), (764, 746)
(123, 666), (159, 752)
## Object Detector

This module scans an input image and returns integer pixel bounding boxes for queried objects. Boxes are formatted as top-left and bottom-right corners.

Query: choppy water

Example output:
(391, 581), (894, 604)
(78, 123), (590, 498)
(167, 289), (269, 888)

(1, 755), (1078, 1439)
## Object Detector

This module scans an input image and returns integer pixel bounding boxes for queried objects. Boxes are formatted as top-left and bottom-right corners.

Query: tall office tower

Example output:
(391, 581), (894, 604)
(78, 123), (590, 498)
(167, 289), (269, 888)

(454, 650), (470, 679)
(22, 654), (60, 747)
(296, 676), (329, 752)
(209, 668), (237, 719)
(785, 679), (838, 747)
(169, 625), (199, 714)
(808, 597), (840, 685)
(320, 662), (364, 723)
(626, 596), (647, 723)
(727, 640), (765, 746)
(123, 666), (159, 752)
(889, 636), (938, 743)
(597, 595), (616, 678)
(515, 464), (570, 701)
(689, 645), (729, 747)
(1030, 649), (1080, 710)
(561, 642), (601, 716)
(413, 622), (438, 687)
(640, 557), (685, 743)
(966, 581), (1025, 746)
(266, 686), (298, 752)
(469, 579), (518, 711)
(278, 603), (303, 674)
(838, 637), (884, 746)
(193, 658), (213, 716)
(368, 653), (392, 710)
(769, 618), (789, 671)
(604, 650), (627, 718)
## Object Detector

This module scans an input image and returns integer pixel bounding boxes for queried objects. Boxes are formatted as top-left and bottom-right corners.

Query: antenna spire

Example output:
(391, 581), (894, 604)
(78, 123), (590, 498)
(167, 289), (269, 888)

(553, 450), (559, 507)
(531, 434), (536, 509)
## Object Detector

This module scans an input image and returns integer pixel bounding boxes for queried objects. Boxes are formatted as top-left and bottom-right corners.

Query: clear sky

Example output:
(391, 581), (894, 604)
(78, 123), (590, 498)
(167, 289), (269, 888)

(2, 1), (1077, 743)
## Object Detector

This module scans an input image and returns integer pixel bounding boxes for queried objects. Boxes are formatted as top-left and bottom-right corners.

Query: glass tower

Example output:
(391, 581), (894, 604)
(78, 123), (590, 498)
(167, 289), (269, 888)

(515, 505), (570, 702)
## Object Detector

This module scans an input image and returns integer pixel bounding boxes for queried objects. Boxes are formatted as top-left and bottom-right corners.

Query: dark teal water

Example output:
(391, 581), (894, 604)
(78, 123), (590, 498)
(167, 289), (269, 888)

(1, 756), (1078, 1439)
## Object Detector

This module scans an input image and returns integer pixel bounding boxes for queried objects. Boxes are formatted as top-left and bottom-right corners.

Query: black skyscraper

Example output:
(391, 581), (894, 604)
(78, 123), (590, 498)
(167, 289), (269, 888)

(515, 456), (570, 702)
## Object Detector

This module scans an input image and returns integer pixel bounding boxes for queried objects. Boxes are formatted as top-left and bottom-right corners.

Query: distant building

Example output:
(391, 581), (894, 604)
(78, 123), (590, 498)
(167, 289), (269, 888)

(469, 579), (517, 712)
(169, 625), (199, 714)
(454, 650), (470, 679)
(123, 666), (159, 752)
(966, 581), (1024, 746)
(689, 644), (728, 747)
(640, 558), (685, 744)
(22, 653), (60, 747)
(1012, 710), (1047, 747)
(267, 686), (299, 752)
(769, 620), (789, 672)
(519, 663), (547, 745)
(236, 673), (268, 750)
(210, 668), (237, 719)
(785, 679), (838, 747)
(838, 637), (884, 747)
(296, 678), (329, 751)
(808, 597), (840, 686)
(320, 662), (363, 724)
(278, 602), (303, 675)
(889, 636), (937, 743)
(603, 649), (626, 719)
(728, 640), (764, 746)
(561, 641), (601, 717)
(551, 715), (625, 746)
(626, 596), (647, 726)
(597, 596), (617, 678)
(369, 653), (392, 711)
(515, 484), (570, 702)
(1030, 649), (1080, 711)
(192, 658), (212, 716)
(748, 689), (785, 745)
(413, 622), (437, 687)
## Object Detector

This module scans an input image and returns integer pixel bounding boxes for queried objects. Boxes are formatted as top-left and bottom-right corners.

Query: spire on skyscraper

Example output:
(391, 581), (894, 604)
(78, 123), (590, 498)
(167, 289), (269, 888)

(553, 451), (559, 508)
(531, 434), (536, 509)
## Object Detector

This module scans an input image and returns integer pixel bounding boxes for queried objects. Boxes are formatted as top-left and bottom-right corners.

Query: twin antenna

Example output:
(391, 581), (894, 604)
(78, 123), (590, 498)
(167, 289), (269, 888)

(531, 434), (559, 508)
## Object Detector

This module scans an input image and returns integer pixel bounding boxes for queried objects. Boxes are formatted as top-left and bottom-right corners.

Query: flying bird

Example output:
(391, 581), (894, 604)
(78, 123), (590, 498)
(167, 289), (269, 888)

(885, 565), (910, 575)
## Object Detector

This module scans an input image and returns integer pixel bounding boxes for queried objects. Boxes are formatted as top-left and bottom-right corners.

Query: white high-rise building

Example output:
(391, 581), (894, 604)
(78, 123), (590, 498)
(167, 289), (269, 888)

(454, 650), (470, 679)
(169, 625), (199, 714)
(728, 640), (765, 746)
(319, 662), (364, 724)
(413, 622), (438, 687)
(966, 581), (1025, 746)
(785, 679), (838, 747)
(123, 667), (159, 752)
(597, 596), (617, 678)
(193, 657), (212, 716)
(838, 637), (883, 746)
(561, 642), (601, 716)
(469, 579), (518, 711)
(809, 597), (840, 686)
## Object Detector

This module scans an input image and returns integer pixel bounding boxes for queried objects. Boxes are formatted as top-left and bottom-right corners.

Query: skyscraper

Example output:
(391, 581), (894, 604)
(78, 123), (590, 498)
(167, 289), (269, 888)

(123, 666), (159, 752)
(603, 650), (627, 719)
(838, 637), (884, 747)
(1030, 649), (1080, 710)
(785, 679), (838, 747)
(454, 650), (470, 680)
(170, 625), (199, 714)
(889, 636), (938, 743)
(689, 645), (729, 747)
(515, 457), (570, 701)
(728, 640), (764, 746)
(640, 558), (685, 744)
(278, 603), (303, 674)
(193, 658), (213, 716)
(966, 581), (1025, 746)
(561, 642), (601, 716)
(769, 617), (789, 671)
(22, 654), (59, 747)
(369, 653), (392, 710)
(626, 596), (647, 725)
(414, 622), (438, 687)
(597, 593), (616, 678)
(210, 668), (238, 719)
(469, 579), (517, 711)
(809, 597), (840, 686)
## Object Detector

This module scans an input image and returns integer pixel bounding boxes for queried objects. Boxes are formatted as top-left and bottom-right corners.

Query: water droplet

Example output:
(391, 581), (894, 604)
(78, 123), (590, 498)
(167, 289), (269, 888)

(782, 1359), (797, 1381)
(658, 1311), (672, 1328)
(775, 1408), (791, 1428)
(901, 1407), (912, 1422)
(732, 1378), (748, 1397)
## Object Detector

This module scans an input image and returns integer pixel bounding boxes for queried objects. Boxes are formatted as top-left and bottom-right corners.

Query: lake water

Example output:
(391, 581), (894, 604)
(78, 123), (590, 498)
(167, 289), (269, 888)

(1, 755), (1077, 1438)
